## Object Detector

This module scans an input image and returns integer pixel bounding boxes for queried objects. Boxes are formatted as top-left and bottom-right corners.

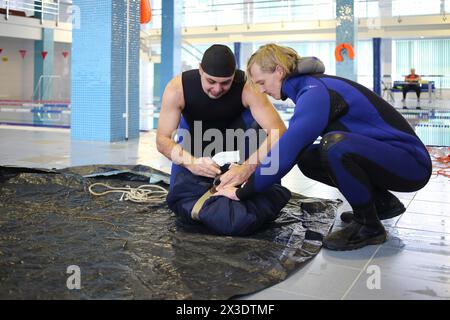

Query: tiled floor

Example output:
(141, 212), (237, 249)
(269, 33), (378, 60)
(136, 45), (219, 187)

(1, 125), (449, 300)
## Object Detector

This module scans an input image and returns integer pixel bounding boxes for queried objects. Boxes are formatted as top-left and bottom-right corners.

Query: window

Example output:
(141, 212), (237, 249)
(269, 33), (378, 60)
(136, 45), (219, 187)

(392, 0), (441, 16)
(355, 0), (379, 18)
(393, 39), (450, 88)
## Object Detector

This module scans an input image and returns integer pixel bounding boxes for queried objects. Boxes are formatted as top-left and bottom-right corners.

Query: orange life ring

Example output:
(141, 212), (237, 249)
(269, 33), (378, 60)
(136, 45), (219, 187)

(335, 43), (355, 62)
(140, 0), (152, 24)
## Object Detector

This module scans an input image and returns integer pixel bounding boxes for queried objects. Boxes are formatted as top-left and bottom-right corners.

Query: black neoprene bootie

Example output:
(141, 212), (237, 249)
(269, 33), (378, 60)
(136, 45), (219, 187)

(325, 202), (387, 250)
(340, 190), (405, 223)
(323, 220), (387, 251)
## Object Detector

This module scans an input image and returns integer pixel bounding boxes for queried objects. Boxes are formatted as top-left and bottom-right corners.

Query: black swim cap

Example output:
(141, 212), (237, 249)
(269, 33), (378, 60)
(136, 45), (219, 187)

(201, 44), (236, 77)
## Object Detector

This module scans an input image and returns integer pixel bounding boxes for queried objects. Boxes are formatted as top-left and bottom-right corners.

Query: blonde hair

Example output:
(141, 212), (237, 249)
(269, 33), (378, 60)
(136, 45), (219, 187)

(246, 44), (300, 81)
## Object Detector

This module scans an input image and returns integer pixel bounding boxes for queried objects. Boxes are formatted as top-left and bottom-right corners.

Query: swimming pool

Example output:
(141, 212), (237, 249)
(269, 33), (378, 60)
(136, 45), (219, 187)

(0, 100), (70, 128)
(276, 105), (450, 147)
(399, 109), (450, 146)
(1, 100), (449, 147)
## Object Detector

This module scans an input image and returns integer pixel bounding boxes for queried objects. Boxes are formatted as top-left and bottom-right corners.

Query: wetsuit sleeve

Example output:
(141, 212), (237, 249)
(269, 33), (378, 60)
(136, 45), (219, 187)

(236, 87), (331, 200)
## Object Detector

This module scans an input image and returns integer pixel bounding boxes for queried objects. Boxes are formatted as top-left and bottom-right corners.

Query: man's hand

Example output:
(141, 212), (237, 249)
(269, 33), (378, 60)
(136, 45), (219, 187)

(213, 186), (239, 201)
(186, 157), (221, 178)
(216, 163), (254, 190)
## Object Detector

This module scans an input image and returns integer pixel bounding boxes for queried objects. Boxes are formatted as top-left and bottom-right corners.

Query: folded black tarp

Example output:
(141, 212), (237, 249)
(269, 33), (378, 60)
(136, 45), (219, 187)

(0, 165), (340, 299)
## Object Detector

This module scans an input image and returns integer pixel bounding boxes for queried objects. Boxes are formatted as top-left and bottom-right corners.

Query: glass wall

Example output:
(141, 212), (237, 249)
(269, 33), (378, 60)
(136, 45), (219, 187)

(355, 0), (379, 18)
(393, 39), (450, 88)
(149, 0), (450, 29)
(151, 0), (444, 28)
(144, 0), (450, 110)
(253, 0), (335, 23)
(392, 0), (442, 16)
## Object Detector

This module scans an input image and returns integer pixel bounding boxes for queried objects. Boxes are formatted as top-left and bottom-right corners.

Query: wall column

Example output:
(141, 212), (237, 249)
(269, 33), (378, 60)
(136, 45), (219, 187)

(71, 0), (140, 142)
(373, 37), (381, 95)
(159, 0), (182, 100)
(336, 0), (357, 81)
(34, 28), (54, 100)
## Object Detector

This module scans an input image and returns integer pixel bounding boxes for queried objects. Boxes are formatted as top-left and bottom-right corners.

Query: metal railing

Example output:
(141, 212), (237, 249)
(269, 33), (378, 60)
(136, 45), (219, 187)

(182, 40), (204, 62)
(2, 0), (59, 25)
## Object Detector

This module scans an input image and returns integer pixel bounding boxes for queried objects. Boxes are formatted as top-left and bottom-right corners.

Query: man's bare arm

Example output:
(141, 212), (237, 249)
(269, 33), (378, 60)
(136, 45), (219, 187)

(156, 76), (190, 164)
(217, 83), (286, 189)
(156, 76), (220, 177)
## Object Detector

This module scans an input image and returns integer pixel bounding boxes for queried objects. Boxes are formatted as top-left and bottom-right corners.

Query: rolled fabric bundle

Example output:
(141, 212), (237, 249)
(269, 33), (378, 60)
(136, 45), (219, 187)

(296, 57), (325, 75)
(166, 169), (291, 236)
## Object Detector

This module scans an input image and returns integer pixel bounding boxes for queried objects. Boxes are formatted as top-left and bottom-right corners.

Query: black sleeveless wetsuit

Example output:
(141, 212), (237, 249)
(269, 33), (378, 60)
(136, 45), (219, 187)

(180, 69), (247, 158)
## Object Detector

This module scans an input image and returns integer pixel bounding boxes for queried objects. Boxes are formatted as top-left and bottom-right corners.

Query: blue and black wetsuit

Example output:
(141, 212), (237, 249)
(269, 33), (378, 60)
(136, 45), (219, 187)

(237, 74), (432, 226)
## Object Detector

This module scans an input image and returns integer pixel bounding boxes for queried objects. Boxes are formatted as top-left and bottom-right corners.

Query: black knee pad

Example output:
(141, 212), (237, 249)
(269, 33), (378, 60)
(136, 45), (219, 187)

(320, 132), (347, 153)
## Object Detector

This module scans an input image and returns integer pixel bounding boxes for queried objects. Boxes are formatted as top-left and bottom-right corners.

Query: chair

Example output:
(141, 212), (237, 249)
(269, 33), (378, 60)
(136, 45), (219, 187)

(382, 80), (395, 102)
(391, 81), (435, 103)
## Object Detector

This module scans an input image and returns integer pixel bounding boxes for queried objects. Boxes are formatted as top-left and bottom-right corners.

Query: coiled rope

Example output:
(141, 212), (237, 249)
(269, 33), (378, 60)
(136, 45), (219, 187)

(88, 183), (168, 203)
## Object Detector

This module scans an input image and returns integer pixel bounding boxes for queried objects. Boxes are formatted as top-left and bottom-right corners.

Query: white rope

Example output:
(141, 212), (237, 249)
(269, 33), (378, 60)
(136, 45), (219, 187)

(88, 183), (168, 204)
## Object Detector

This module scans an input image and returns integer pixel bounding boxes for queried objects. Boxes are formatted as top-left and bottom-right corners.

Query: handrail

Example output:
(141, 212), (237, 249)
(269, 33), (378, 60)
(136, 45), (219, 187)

(181, 43), (203, 63)
(2, 0), (59, 25)
(182, 40), (204, 60)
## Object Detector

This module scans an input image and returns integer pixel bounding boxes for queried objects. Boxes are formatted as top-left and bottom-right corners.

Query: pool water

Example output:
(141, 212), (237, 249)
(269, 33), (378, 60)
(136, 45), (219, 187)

(276, 106), (450, 147)
(397, 109), (450, 146)
(1, 101), (449, 147)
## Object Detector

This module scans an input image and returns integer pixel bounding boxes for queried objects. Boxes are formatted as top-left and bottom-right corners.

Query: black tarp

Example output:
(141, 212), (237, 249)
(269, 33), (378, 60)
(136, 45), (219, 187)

(0, 165), (341, 299)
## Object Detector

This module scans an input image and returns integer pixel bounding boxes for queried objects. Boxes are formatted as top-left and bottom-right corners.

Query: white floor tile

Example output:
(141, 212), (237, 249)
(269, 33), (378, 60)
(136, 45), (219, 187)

(407, 200), (450, 217)
(1, 125), (450, 300)
(396, 212), (450, 234)
(344, 273), (450, 300)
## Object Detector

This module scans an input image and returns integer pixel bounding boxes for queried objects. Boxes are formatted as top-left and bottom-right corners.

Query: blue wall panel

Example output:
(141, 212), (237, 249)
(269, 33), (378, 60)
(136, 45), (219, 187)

(336, 0), (357, 81)
(72, 0), (139, 142)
